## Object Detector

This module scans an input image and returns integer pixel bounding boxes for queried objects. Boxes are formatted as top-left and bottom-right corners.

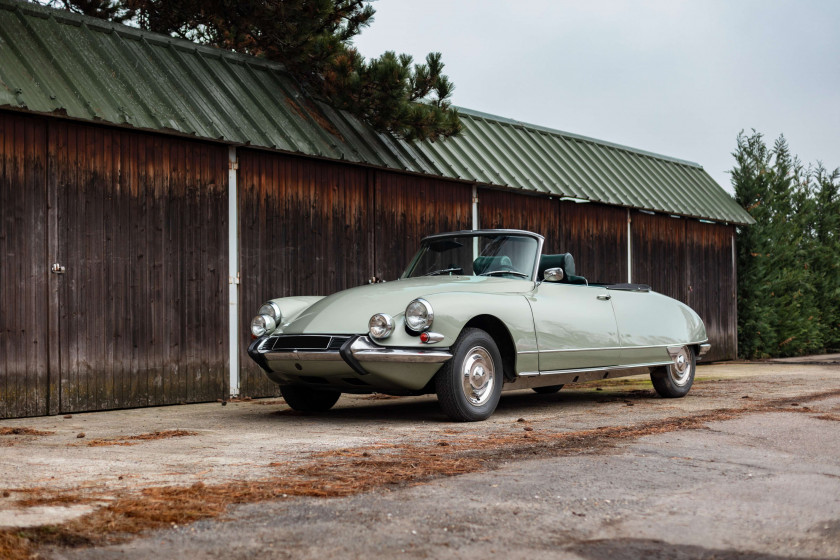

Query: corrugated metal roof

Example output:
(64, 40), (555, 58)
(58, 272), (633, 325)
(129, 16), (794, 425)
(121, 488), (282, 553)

(0, 0), (754, 225)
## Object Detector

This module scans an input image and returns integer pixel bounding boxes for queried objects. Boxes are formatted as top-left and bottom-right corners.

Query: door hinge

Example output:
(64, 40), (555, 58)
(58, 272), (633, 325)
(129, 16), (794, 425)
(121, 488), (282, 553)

(229, 160), (239, 171)
(229, 272), (240, 285)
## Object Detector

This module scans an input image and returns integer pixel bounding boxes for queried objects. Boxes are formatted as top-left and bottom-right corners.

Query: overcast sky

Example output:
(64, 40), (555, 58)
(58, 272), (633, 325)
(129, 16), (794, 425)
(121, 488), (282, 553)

(353, 0), (840, 194)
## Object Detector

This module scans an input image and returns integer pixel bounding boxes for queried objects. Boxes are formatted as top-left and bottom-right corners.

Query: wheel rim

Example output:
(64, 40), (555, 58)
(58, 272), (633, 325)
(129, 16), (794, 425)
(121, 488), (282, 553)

(670, 346), (693, 387)
(461, 346), (495, 407)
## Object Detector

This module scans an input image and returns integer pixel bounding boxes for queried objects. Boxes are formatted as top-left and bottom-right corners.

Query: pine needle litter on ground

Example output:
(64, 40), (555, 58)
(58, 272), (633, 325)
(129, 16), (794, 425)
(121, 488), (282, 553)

(3, 388), (840, 559)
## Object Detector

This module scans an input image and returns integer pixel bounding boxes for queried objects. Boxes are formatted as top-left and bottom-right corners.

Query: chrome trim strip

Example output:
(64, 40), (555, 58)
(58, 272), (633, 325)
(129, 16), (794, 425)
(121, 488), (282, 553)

(519, 361), (673, 377)
(698, 343), (712, 358)
(350, 336), (452, 364)
(531, 234), (544, 282)
(517, 340), (709, 355)
(264, 350), (344, 362)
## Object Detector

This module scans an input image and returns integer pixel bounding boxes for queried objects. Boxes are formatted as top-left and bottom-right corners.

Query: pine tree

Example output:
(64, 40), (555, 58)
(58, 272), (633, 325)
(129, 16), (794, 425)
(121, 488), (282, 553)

(809, 166), (840, 350)
(39, 0), (461, 142)
(733, 131), (777, 358)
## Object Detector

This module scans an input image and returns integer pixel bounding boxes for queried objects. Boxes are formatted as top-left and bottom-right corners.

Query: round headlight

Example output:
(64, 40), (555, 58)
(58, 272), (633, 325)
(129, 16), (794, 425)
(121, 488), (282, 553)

(250, 314), (277, 337)
(405, 298), (434, 333)
(368, 313), (394, 339)
(259, 301), (282, 322)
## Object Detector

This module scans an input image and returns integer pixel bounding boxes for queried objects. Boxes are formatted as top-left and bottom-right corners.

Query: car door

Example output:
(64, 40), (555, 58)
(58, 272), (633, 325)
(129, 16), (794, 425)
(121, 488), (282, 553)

(528, 283), (621, 371)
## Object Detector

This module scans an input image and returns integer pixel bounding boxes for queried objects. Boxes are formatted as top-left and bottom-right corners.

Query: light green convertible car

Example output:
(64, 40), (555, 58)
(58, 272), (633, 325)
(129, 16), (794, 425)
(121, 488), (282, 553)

(248, 230), (710, 421)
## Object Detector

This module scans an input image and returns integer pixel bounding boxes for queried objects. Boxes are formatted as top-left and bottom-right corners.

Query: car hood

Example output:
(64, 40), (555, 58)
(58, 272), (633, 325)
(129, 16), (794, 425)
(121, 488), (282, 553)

(279, 276), (533, 335)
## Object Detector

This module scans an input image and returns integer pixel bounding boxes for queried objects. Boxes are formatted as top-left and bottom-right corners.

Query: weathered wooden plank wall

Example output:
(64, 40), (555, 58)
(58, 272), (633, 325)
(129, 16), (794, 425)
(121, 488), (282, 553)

(1, 112), (228, 419)
(374, 171), (473, 281)
(478, 189), (562, 252)
(0, 112), (50, 418)
(630, 211), (688, 301)
(558, 201), (628, 284)
(686, 220), (737, 362)
(49, 120), (229, 413)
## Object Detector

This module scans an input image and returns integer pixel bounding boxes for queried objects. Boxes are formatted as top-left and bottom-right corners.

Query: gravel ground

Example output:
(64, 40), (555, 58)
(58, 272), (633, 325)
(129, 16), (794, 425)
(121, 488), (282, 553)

(1, 361), (839, 558)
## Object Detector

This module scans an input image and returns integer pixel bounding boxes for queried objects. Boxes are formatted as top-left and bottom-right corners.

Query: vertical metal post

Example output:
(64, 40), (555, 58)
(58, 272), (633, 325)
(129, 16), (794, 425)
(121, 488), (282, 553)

(732, 231), (738, 359)
(626, 209), (632, 283)
(472, 185), (479, 258)
(471, 185), (479, 229)
(228, 146), (240, 397)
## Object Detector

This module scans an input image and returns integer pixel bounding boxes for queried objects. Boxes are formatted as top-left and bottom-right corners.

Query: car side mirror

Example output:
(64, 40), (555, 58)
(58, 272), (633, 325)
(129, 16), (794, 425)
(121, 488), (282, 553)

(543, 267), (564, 283)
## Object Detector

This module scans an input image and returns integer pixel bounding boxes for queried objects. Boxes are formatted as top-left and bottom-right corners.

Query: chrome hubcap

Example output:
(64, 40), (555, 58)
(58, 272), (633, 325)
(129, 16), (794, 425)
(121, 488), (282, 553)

(670, 347), (692, 386)
(461, 346), (495, 406)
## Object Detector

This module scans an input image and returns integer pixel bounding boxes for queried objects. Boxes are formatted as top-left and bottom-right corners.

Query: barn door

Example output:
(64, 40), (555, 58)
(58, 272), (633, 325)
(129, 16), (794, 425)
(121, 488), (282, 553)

(0, 113), (51, 419)
(48, 122), (229, 414)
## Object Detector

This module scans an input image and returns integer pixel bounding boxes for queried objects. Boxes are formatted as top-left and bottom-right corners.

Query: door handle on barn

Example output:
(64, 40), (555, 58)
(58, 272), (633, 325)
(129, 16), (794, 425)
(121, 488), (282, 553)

(597, 294), (611, 301)
(51, 263), (66, 275)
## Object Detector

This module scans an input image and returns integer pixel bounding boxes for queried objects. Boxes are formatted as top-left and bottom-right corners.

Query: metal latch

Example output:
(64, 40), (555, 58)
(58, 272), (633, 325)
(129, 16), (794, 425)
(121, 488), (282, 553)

(51, 263), (66, 274)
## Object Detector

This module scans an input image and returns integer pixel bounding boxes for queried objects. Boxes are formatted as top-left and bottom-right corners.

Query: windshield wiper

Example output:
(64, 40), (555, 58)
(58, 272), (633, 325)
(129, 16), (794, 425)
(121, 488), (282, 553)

(479, 270), (529, 278)
(423, 267), (463, 277)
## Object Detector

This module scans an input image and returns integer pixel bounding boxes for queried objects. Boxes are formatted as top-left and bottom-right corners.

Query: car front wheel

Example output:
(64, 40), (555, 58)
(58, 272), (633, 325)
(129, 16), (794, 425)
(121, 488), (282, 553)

(435, 328), (503, 422)
(279, 385), (341, 412)
(650, 345), (696, 398)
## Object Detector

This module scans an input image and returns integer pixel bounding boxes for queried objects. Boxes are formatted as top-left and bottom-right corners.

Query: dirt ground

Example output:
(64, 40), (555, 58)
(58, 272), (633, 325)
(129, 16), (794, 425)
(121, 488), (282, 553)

(1, 361), (839, 559)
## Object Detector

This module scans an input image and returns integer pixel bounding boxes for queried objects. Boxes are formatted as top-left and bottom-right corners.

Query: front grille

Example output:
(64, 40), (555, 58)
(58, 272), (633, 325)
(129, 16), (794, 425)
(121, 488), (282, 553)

(269, 335), (351, 351)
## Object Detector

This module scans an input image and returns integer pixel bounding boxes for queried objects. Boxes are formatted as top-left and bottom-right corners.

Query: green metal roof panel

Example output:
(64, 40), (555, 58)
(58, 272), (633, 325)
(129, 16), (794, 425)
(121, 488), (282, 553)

(0, 0), (754, 225)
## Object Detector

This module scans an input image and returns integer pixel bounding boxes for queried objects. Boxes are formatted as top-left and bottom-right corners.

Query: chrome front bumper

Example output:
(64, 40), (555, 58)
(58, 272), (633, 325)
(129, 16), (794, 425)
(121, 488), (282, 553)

(248, 334), (452, 375)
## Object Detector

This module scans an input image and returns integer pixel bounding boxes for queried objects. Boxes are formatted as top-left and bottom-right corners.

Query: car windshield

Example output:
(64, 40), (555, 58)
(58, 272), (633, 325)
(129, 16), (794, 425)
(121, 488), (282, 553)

(404, 232), (540, 280)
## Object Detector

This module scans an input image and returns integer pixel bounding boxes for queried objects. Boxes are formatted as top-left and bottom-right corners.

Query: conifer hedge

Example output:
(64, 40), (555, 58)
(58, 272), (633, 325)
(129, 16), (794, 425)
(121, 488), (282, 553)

(733, 131), (840, 358)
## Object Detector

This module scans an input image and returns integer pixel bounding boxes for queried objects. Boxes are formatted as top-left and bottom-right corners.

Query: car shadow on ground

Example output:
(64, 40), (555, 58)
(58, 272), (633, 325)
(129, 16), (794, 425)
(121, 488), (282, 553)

(261, 387), (662, 424)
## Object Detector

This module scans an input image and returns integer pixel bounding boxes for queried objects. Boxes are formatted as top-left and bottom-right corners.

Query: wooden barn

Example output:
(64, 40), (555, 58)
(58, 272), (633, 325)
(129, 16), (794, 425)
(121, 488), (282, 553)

(0, 0), (754, 418)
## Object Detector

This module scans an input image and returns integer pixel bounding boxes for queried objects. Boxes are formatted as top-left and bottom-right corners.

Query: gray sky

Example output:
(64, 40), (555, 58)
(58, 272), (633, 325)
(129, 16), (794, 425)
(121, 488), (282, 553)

(353, 0), (840, 194)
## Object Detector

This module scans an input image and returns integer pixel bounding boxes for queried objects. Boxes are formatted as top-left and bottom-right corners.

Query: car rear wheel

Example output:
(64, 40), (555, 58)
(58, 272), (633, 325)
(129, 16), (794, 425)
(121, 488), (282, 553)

(532, 384), (564, 394)
(279, 385), (341, 412)
(650, 345), (696, 398)
(435, 328), (503, 422)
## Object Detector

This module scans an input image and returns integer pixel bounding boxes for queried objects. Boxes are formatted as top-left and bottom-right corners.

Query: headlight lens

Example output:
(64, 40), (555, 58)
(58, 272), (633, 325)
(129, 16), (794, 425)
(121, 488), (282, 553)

(405, 298), (434, 333)
(259, 301), (282, 322)
(250, 314), (277, 337)
(368, 313), (394, 339)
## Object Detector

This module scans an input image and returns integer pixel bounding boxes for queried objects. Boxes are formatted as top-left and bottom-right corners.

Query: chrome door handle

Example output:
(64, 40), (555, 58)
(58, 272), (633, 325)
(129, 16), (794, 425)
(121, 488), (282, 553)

(597, 294), (611, 301)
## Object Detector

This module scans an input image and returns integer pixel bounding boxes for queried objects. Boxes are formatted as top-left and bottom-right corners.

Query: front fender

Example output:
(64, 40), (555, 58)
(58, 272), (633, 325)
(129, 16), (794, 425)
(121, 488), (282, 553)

(267, 296), (326, 333)
(374, 292), (538, 370)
